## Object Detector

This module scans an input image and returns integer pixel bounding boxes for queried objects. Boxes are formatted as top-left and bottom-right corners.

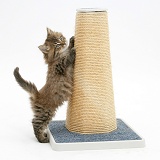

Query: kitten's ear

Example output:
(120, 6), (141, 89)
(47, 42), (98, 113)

(47, 27), (54, 36)
(38, 45), (48, 53)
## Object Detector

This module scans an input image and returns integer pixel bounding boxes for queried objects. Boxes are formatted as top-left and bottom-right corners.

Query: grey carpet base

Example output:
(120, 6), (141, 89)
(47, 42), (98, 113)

(48, 119), (145, 151)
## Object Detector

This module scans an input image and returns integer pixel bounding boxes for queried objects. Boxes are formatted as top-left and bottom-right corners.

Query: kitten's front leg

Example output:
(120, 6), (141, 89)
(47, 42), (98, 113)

(69, 47), (76, 64)
(55, 48), (76, 75)
(65, 47), (76, 68)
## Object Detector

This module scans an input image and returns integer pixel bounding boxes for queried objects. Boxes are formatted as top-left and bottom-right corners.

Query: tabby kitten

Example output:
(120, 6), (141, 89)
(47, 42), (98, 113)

(13, 28), (75, 143)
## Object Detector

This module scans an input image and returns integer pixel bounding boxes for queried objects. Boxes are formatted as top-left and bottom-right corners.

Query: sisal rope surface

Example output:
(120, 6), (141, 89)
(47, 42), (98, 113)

(66, 11), (117, 134)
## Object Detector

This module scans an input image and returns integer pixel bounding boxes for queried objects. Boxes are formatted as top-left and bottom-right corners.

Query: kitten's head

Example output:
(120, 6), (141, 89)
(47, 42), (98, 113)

(38, 28), (67, 63)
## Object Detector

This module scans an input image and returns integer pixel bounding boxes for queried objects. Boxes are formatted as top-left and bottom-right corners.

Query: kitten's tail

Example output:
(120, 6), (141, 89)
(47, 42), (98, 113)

(13, 67), (38, 98)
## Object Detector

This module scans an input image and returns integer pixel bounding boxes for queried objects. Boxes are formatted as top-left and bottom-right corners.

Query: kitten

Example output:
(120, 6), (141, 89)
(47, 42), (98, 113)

(13, 28), (75, 143)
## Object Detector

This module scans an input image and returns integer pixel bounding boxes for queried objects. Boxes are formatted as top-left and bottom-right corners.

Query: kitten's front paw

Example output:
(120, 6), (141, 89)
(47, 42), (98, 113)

(69, 36), (75, 49)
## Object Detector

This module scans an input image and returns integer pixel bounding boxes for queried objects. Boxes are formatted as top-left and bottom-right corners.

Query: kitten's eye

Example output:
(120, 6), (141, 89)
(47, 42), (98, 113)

(59, 36), (63, 41)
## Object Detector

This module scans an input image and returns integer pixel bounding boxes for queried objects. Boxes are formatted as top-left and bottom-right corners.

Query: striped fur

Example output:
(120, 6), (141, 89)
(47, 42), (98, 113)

(13, 29), (75, 143)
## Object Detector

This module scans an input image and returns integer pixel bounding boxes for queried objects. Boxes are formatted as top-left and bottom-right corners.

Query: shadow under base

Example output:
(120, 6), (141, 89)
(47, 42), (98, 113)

(47, 119), (145, 151)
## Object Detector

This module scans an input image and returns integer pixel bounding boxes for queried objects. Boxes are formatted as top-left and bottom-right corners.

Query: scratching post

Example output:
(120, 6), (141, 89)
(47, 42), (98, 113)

(48, 9), (145, 151)
(66, 9), (117, 134)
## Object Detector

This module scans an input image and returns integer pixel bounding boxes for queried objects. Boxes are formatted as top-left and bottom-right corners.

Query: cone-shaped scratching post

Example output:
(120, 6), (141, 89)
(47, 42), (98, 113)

(48, 9), (145, 151)
(66, 9), (117, 134)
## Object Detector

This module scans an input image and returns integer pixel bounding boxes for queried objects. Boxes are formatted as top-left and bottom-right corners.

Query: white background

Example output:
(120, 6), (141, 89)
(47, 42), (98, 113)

(0, 0), (160, 159)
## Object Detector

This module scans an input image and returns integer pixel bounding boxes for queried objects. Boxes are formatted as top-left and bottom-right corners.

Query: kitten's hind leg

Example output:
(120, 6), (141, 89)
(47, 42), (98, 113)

(32, 105), (54, 143)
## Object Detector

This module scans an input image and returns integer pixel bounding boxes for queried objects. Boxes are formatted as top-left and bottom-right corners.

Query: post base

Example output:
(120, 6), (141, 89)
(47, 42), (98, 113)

(47, 119), (145, 151)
